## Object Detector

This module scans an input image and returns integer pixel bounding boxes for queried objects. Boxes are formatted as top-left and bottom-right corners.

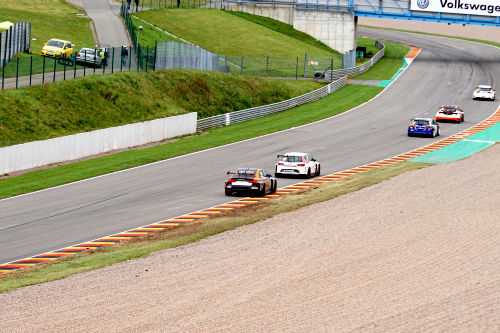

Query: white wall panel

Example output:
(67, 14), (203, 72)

(0, 112), (197, 174)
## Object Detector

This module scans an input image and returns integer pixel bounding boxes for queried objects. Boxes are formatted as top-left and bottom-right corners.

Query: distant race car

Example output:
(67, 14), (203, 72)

(435, 105), (464, 123)
(275, 152), (320, 178)
(408, 118), (440, 137)
(473, 85), (495, 101)
(224, 168), (277, 196)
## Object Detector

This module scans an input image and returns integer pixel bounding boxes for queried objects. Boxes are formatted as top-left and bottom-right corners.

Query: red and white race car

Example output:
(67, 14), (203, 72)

(435, 105), (464, 123)
(275, 152), (320, 178)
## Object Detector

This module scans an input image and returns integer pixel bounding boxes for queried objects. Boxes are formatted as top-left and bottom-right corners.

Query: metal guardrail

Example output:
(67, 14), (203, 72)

(197, 76), (347, 131)
(197, 41), (385, 131)
(325, 40), (385, 78)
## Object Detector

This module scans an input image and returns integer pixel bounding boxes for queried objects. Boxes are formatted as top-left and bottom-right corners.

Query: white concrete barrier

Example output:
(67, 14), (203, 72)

(0, 112), (197, 175)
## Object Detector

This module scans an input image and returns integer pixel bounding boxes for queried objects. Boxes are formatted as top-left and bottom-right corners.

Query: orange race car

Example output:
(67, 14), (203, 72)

(224, 168), (277, 196)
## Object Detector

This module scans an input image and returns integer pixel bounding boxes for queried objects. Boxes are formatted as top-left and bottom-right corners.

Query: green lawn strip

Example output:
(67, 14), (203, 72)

(360, 24), (500, 49)
(135, 9), (333, 57)
(0, 70), (322, 147)
(0, 160), (430, 292)
(0, 84), (381, 199)
(351, 41), (410, 80)
(227, 11), (337, 54)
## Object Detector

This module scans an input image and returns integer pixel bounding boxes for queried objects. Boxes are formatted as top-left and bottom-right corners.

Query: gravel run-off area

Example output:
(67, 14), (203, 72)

(1, 20), (499, 332)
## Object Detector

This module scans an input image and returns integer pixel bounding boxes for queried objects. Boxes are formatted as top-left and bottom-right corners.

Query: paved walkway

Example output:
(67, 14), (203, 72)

(86, 0), (130, 48)
(71, 0), (130, 48)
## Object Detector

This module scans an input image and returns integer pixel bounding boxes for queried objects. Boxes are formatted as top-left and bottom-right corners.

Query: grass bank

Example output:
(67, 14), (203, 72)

(0, 70), (322, 147)
(0, 84), (381, 198)
(0, 160), (430, 293)
(135, 9), (334, 57)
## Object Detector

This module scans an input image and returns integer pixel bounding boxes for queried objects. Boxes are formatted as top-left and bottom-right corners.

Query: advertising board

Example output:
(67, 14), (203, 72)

(411, 0), (500, 17)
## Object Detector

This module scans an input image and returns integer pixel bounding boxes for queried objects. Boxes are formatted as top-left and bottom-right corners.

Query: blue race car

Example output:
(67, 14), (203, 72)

(408, 118), (440, 137)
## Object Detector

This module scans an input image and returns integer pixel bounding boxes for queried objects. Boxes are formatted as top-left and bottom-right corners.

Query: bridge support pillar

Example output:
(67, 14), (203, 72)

(224, 3), (357, 54)
(293, 9), (357, 54)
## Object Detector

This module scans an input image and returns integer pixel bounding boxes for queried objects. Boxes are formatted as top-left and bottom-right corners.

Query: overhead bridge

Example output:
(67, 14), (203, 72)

(225, 0), (499, 56)
(227, 0), (500, 27)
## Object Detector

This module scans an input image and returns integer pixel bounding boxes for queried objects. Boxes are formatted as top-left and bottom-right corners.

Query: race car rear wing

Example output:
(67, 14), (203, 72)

(227, 170), (256, 175)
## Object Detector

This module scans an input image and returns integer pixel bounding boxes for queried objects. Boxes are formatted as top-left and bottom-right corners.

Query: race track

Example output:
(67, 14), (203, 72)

(1, 27), (499, 264)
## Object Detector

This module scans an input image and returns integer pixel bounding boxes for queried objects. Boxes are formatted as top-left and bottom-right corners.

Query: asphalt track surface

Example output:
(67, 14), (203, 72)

(1, 28), (499, 264)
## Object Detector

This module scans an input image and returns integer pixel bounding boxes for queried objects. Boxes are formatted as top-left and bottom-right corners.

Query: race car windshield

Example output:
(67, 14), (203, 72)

(479, 87), (491, 91)
(231, 172), (256, 179)
(47, 40), (64, 48)
(282, 156), (302, 162)
(411, 120), (429, 125)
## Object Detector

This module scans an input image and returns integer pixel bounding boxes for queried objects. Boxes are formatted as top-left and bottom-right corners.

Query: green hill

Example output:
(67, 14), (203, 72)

(0, 70), (323, 147)
(135, 9), (335, 57)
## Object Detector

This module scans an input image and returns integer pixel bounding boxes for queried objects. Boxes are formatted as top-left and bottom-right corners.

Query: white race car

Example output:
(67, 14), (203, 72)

(473, 85), (495, 101)
(275, 152), (320, 178)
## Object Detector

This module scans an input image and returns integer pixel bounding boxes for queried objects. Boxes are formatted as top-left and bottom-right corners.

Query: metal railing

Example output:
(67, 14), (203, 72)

(197, 75), (347, 130)
(325, 40), (384, 79)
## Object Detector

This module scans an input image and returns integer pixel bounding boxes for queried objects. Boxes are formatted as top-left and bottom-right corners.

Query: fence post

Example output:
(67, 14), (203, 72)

(1, 60), (4, 90)
(84, 49), (87, 76)
(111, 47), (115, 73)
(295, 56), (298, 80)
(137, 44), (140, 71)
(240, 55), (243, 75)
(42, 56), (45, 84)
(129, 45), (132, 70)
(73, 55), (77, 78)
(330, 58), (333, 82)
(303, 53), (307, 78)
(146, 46), (149, 72)
(153, 40), (158, 71)
(53, 57), (56, 82)
(266, 55), (269, 76)
(64, 57), (67, 80)
(29, 55), (32, 86)
(15, 57), (19, 89)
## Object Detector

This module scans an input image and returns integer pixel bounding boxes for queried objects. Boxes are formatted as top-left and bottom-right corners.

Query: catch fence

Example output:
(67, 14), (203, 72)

(0, 3), (382, 90)
(0, 22), (31, 69)
(125, 0), (224, 11)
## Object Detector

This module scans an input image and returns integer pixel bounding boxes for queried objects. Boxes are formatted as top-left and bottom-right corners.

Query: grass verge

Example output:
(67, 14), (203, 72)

(0, 84), (382, 198)
(135, 9), (334, 57)
(0, 160), (431, 293)
(352, 40), (410, 80)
